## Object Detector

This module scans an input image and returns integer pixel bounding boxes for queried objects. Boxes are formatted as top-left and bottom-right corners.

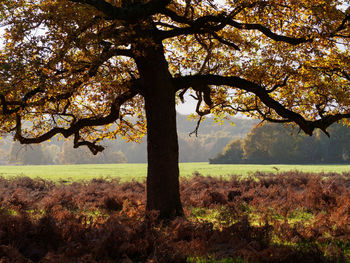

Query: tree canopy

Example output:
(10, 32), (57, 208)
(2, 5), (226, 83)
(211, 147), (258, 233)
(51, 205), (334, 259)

(1, 0), (349, 144)
(0, 0), (349, 218)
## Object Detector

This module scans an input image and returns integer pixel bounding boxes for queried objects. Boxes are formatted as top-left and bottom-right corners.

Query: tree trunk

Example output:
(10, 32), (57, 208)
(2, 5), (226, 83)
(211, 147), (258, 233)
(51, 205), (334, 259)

(135, 44), (184, 219)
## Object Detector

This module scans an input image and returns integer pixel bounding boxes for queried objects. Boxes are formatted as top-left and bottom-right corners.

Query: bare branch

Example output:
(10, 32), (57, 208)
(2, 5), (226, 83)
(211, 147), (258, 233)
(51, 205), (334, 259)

(178, 87), (189, 103)
(189, 115), (205, 137)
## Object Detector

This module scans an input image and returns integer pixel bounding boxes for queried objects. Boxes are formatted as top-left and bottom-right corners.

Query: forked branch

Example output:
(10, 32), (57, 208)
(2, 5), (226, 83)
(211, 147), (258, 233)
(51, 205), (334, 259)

(14, 88), (138, 155)
(174, 74), (350, 136)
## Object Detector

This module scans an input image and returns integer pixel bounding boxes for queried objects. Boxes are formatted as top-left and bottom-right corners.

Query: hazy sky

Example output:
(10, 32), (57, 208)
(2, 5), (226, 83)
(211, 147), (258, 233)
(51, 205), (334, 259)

(176, 93), (198, 115)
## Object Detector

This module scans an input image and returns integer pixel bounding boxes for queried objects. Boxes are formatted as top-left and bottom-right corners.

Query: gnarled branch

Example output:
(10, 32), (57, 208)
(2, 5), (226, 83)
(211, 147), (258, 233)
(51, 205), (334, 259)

(174, 74), (350, 136)
(70, 0), (170, 22)
(14, 87), (138, 154)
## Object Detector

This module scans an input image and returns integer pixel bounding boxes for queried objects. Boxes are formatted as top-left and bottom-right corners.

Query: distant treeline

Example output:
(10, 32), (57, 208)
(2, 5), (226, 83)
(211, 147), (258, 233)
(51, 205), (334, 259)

(0, 114), (255, 165)
(210, 122), (350, 164)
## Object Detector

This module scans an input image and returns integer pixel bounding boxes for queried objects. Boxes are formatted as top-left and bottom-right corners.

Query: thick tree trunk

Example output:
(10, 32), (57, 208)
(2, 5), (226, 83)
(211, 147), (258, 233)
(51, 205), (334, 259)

(144, 89), (183, 219)
(135, 44), (184, 219)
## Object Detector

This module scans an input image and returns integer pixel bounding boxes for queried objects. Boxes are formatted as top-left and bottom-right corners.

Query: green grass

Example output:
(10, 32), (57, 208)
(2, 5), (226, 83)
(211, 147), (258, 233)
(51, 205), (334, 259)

(0, 163), (147, 182)
(0, 163), (349, 182)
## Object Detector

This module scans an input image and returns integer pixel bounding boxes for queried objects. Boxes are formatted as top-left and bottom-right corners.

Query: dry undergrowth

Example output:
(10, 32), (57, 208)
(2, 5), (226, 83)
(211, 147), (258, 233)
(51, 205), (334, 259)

(0, 171), (349, 262)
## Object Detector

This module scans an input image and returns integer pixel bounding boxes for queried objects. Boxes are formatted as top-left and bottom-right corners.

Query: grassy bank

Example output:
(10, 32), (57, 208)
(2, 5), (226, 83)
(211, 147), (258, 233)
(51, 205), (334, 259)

(0, 163), (349, 182)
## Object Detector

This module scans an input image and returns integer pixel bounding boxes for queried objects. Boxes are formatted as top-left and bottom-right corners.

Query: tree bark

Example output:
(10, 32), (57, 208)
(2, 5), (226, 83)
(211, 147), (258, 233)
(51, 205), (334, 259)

(135, 44), (184, 219)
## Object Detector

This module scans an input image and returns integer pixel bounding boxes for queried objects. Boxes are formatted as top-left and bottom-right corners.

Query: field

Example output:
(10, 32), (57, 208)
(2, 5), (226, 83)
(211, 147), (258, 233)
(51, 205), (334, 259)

(0, 163), (350, 182)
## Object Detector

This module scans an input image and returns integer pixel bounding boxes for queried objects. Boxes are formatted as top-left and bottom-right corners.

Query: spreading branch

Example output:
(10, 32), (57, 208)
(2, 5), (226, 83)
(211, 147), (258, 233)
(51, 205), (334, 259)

(14, 87), (139, 154)
(70, 0), (170, 22)
(174, 74), (350, 136)
(0, 44), (132, 116)
(160, 8), (311, 45)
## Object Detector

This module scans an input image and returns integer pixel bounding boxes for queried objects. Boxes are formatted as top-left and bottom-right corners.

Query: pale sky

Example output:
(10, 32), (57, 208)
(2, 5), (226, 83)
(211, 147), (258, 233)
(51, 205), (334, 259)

(176, 93), (198, 115)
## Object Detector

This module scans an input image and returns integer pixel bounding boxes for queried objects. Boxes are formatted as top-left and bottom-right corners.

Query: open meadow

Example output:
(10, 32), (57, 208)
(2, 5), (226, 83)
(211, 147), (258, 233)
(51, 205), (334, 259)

(0, 163), (350, 262)
(0, 163), (350, 182)
(1, 163), (350, 262)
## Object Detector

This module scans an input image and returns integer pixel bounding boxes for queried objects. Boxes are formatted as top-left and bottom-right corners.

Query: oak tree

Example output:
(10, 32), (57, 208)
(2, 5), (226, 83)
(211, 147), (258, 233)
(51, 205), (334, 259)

(0, 0), (349, 218)
(8, 141), (50, 165)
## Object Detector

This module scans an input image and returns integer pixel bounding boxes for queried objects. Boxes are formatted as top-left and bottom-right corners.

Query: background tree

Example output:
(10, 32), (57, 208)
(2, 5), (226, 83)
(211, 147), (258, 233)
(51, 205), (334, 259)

(101, 115), (255, 163)
(209, 139), (243, 164)
(8, 142), (50, 165)
(0, 0), (349, 219)
(59, 140), (127, 164)
(0, 138), (8, 165)
(0, 114), (253, 165)
(317, 124), (350, 163)
(242, 123), (300, 163)
(44, 144), (61, 165)
(211, 123), (350, 164)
